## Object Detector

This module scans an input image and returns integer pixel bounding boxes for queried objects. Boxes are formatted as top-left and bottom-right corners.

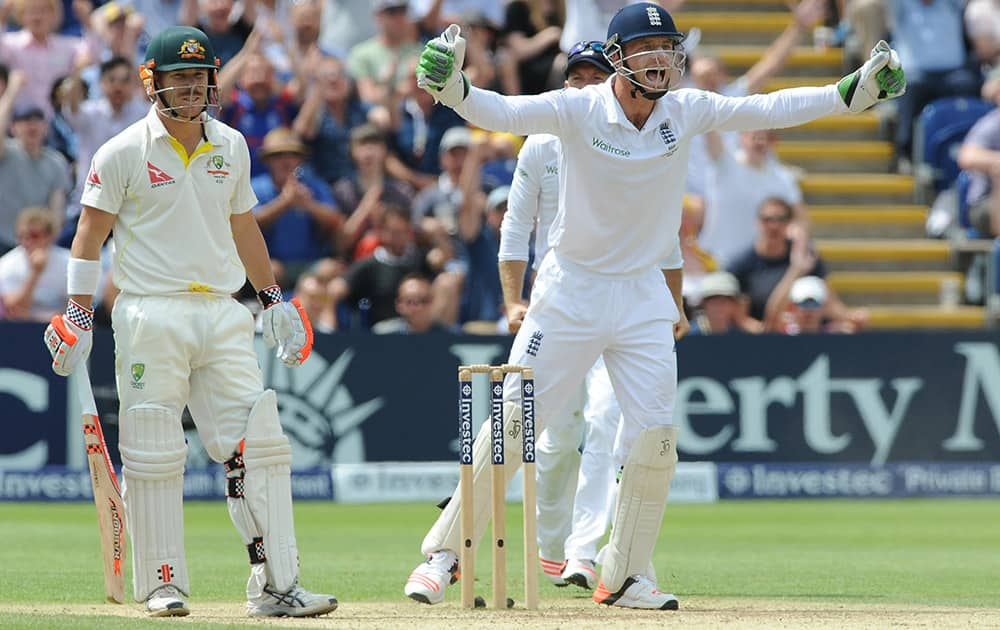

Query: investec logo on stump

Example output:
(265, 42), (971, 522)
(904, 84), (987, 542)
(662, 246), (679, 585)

(459, 382), (473, 466)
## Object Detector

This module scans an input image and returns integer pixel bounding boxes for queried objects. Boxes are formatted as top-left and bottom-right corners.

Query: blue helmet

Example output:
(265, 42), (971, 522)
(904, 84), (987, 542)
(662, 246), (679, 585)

(604, 2), (686, 100)
(606, 2), (685, 48)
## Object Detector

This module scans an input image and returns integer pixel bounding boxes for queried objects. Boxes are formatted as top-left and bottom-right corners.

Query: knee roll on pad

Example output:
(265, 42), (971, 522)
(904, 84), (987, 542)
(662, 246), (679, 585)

(118, 406), (189, 601)
(422, 400), (525, 555)
(240, 390), (299, 593)
(600, 424), (678, 593)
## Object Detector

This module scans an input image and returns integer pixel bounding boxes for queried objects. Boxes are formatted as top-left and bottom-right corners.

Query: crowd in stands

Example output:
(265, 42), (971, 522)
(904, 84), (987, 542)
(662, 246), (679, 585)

(1, 0), (998, 332)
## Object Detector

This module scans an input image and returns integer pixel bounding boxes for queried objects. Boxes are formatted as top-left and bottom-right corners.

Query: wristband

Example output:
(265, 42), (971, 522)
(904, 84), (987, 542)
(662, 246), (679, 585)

(66, 298), (94, 331)
(67, 257), (101, 296)
(257, 284), (283, 309)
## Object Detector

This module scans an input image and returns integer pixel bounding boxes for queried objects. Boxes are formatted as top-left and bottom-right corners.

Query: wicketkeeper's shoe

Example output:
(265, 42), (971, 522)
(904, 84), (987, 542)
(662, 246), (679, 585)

(246, 581), (338, 617)
(404, 550), (458, 604)
(593, 575), (679, 610)
(145, 585), (190, 617)
(540, 557), (568, 586)
(562, 558), (597, 590)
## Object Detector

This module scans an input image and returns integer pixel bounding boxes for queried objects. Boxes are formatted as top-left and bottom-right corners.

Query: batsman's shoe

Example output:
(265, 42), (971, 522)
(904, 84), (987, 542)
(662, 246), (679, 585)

(593, 575), (679, 610)
(247, 581), (338, 617)
(145, 585), (190, 617)
(404, 550), (458, 604)
(562, 558), (598, 590)
(540, 557), (568, 586)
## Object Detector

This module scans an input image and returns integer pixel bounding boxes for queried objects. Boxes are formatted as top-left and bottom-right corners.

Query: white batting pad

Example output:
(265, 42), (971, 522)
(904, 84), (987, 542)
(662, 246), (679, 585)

(118, 406), (188, 601)
(600, 424), (678, 593)
(243, 390), (299, 593)
(422, 401), (526, 555)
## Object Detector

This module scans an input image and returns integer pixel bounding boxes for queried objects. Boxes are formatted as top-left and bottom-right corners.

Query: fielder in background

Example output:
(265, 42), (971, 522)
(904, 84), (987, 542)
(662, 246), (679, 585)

(42, 26), (338, 619)
(499, 40), (620, 591)
(406, 2), (905, 610)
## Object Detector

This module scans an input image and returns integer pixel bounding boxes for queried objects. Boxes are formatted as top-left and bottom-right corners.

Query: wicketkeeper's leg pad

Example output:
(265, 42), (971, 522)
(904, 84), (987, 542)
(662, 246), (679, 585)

(421, 400), (525, 556)
(600, 424), (678, 593)
(237, 390), (299, 595)
(118, 405), (188, 602)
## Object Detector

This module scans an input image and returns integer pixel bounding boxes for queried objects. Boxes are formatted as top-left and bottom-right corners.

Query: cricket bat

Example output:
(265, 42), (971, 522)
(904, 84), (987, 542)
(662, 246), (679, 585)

(77, 362), (127, 604)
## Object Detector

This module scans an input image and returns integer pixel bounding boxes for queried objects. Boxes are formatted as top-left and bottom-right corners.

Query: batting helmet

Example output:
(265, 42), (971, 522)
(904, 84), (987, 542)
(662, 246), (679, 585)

(139, 26), (221, 121)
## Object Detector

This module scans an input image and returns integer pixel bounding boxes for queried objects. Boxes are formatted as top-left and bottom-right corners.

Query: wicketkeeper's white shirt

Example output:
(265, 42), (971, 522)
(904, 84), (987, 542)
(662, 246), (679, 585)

(80, 106), (258, 296)
(499, 133), (561, 269)
(456, 78), (846, 276)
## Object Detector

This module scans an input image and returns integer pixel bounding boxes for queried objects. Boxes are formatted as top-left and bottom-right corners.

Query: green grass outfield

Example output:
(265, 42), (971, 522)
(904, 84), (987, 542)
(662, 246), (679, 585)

(1, 499), (998, 628)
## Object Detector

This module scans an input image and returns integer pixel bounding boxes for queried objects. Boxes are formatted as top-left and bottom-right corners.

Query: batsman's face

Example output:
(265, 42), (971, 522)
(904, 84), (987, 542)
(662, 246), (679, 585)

(159, 69), (209, 118)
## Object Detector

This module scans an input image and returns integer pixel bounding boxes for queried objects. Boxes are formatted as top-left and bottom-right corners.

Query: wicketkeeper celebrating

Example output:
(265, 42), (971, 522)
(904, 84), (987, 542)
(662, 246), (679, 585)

(405, 2), (905, 610)
(42, 26), (337, 618)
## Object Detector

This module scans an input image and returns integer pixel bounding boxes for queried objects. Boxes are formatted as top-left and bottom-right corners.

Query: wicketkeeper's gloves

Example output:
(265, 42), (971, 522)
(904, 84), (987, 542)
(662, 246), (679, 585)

(837, 40), (906, 114)
(416, 24), (470, 108)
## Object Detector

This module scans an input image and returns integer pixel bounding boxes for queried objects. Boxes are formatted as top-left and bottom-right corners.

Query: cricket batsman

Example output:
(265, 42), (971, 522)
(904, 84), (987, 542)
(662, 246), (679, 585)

(404, 2), (905, 609)
(42, 26), (338, 618)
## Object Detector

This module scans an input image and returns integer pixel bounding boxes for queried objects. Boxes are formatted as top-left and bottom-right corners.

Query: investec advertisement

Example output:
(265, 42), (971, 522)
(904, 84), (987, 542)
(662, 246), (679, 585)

(2, 322), (998, 500)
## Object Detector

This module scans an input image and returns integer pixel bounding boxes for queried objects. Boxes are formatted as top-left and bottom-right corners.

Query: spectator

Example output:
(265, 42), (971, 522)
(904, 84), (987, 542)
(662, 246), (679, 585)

(0, 89), (72, 254)
(387, 54), (466, 179)
(251, 127), (344, 288)
(0, 206), (70, 321)
(455, 139), (505, 324)
(179, 0), (254, 67)
(412, 125), (471, 236)
(729, 198), (864, 329)
(965, 0), (1000, 70)
(291, 271), (338, 333)
(411, 0), (506, 35)
(687, 271), (761, 335)
(700, 129), (806, 267)
(887, 0), (982, 169)
(329, 204), (440, 328)
(346, 0), (424, 105)
(776, 275), (857, 334)
(460, 10), (501, 90)
(318, 0), (378, 55)
(679, 194), (718, 304)
(500, 0), (565, 95)
(843, 0), (888, 68)
(59, 56), (148, 244)
(372, 272), (457, 333)
(684, 0), (826, 197)
(293, 54), (377, 185)
(219, 36), (301, 177)
(957, 100), (1000, 238)
(46, 73), (78, 166)
(0, 0), (99, 117)
(559, 0), (686, 53)
(333, 123), (415, 258)
(86, 1), (146, 75)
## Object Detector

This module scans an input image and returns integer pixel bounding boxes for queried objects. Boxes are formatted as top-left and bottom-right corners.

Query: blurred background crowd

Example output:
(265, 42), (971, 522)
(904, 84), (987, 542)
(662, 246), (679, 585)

(0, 0), (998, 337)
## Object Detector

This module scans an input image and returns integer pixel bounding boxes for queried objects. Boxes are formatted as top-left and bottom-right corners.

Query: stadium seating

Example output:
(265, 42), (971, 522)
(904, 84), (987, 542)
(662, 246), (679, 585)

(913, 97), (995, 200)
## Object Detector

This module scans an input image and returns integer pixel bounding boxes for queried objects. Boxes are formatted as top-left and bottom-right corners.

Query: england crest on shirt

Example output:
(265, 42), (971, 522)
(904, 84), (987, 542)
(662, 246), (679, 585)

(658, 120), (678, 157)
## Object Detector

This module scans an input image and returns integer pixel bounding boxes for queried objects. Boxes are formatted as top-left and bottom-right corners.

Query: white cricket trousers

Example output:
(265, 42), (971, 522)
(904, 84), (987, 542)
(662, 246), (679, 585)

(421, 253), (678, 556)
(113, 293), (265, 462)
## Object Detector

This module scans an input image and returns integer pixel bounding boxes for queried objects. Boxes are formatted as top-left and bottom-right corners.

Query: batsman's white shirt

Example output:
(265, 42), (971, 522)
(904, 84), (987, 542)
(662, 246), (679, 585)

(80, 106), (258, 297)
(457, 79), (845, 276)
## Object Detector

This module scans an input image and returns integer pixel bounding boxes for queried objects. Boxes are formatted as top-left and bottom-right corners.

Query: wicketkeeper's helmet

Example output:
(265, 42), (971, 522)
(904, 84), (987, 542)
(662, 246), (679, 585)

(605, 2), (686, 100)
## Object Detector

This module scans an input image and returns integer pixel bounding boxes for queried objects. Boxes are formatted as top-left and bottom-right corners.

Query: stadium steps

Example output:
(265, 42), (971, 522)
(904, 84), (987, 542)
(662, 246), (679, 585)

(809, 205), (927, 239)
(826, 271), (963, 305)
(800, 174), (916, 204)
(815, 239), (952, 271)
(864, 305), (986, 329)
(775, 140), (893, 172)
(711, 46), (843, 75)
(675, 12), (791, 44)
(678, 4), (981, 328)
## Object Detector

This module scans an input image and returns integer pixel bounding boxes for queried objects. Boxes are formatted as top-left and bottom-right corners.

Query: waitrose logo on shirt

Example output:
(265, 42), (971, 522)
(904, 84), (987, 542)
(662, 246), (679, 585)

(592, 137), (630, 157)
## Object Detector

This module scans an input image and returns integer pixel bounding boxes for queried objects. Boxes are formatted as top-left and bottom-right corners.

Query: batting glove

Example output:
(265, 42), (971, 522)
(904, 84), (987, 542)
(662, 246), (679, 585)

(258, 285), (314, 367)
(416, 24), (469, 108)
(44, 299), (94, 376)
(837, 40), (906, 114)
